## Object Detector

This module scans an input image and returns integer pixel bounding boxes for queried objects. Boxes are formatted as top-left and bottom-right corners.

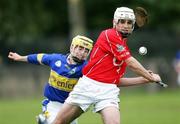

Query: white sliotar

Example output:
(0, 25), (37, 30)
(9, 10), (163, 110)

(139, 46), (147, 55)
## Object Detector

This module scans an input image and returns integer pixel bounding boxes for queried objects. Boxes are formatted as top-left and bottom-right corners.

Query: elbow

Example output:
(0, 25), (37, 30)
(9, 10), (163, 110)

(125, 57), (139, 71)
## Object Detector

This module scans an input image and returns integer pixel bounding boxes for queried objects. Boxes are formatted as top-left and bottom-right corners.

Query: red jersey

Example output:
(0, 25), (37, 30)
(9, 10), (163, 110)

(83, 28), (132, 85)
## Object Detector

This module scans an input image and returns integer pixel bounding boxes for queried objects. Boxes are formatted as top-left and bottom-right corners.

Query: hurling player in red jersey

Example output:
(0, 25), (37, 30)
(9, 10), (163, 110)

(54, 7), (162, 124)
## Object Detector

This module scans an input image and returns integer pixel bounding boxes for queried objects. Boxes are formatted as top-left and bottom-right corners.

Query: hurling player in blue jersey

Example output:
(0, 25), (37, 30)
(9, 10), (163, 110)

(8, 35), (94, 124)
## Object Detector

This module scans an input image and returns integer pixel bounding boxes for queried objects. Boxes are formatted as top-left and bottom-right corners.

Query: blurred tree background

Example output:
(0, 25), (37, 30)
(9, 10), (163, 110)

(0, 0), (179, 57)
(0, 0), (180, 98)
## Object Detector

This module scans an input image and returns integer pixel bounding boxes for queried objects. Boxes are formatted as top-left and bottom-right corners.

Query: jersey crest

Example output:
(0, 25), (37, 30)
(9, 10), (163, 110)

(116, 44), (124, 52)
(68, 67), (77, 75)
(55, 60), (61, 67)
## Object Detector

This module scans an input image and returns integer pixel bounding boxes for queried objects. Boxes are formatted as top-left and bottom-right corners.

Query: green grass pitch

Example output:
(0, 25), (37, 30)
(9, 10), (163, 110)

(0, 89), (180, 124)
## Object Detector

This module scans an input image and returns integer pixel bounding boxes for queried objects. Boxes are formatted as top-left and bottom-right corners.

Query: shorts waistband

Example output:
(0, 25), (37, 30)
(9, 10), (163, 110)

(48, 101), (63, 107)
(82, 75), (117, 87)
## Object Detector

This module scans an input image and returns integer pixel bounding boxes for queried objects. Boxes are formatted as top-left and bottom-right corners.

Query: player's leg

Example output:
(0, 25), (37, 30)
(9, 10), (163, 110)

(100, 106), (120, 124)
(36, 99), (50, 124)
(46, 101), (63, 124)
(54, 76), (101, 124)
(37, 99), (80, 124)
(53, 103), (83, 124)
(91, 79), (120, 124)
(95, 98), (120, 124)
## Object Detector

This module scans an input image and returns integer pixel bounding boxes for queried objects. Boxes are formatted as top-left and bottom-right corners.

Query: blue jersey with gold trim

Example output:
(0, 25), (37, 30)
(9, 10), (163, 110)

(27, 53), (87, 103)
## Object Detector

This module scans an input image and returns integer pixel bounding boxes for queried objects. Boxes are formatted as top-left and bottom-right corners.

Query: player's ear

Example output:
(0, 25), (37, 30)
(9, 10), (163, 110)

(113, 20), (116, 28)
(70, 45), (73, 53)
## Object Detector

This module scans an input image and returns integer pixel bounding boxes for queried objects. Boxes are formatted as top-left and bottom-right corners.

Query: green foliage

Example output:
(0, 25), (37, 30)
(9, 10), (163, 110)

(0, 0), (179, 60)
(0, 0), (179, 44)
(0, 0), (68, 45)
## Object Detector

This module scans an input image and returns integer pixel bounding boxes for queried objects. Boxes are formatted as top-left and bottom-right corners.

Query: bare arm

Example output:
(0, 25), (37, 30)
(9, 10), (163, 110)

(8, 52), (28, 62)
(125, 56), (161, 82)
(119, 77), (149, 87)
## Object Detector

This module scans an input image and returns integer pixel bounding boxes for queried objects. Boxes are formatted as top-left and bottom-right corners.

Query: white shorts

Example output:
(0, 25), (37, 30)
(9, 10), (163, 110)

(65, 76), (120, 112)
(46, 101), (78, 124)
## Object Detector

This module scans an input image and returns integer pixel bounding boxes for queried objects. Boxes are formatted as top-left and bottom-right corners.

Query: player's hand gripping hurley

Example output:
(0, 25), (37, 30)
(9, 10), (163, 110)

(148, 70), (168, 88)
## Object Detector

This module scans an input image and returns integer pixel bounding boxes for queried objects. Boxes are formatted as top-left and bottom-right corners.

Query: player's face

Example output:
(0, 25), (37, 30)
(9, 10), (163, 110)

(73, 45), (89, 60)
(115, 19), (133, 34)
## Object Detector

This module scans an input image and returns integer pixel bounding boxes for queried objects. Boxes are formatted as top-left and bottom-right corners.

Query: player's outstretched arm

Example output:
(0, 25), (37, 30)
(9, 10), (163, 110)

(118, 72), (160, 87)
(125, 56), (161, 83)
(8, 52), (28, 62)
(118, 77), (148, 87)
